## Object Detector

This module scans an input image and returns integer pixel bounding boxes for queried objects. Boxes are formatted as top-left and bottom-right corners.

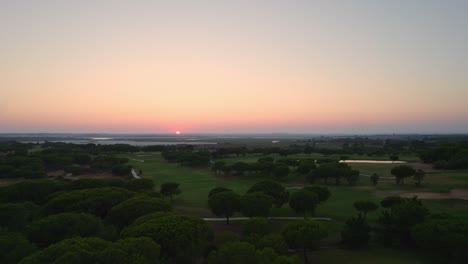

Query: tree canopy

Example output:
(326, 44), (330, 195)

(247, 180), (289, 207)
(106, 196), (171, 228)
(121, 214), (212, 262)
(208, 191), (241, 224)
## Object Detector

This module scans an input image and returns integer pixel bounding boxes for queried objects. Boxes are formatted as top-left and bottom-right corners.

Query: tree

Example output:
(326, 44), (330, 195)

(231, 162), (250, 176)
(377, 198), (429, 246)
(98, 237), (161, 264)
(389, 154), (399, 162)
(19, 236), (162, 264)
(208, 191), (241, 224)
(64, 165), (82, 175)
(208, 187), (232, 198)
(244, 234), (289, 255)
(41, 187), (134, 217)
(370, 173), (379, 186)
(273, 164), (290, 179)
(341, 215), (371, 249)
(121, 214), (213, 262)
(282, 220), (327, 264)
(380, 196), (405, 208)
(413, 169), (426, 186)
(111, 164), (132, 176)
(241, 192), (273, 217)
(353, 200), (378, 218)
(302, 185), (331, 204)
(206, 241), (262, 264)
(19, 237), (110, 264)
(0, 202), (37, 231)
(0, 180), (68, 204)
(160, 182), (181, 201)
(391, 165), (415, 185)
(296, 159), (316, 175)
(247, 180), (289, 207)
(207, 241), (300, 264)
(26, 212), (102, 248)
(0, 231), (37, 264)
(346, 169), (360, 185)
(106, 196), (171, 228)
(412, 216), (468, 264)
(212, 161), (226, 175)
(242, 217), (270, 236)
(125, 178), (155, 192)
(288, 190), (319, 218)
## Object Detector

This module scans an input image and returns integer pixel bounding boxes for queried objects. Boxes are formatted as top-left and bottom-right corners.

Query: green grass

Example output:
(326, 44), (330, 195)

(126, 153), (262, 215)
(126, 152), (468, 263)
(126, 152), (468, 219)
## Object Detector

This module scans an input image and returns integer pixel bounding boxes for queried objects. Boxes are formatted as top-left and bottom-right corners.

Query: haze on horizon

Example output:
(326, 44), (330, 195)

(1, 0), (467, 134)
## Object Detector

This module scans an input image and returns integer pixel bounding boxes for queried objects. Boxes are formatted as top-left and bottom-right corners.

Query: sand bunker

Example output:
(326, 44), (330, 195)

(400, 189), (468, 200)
(340, 160), (407, 164)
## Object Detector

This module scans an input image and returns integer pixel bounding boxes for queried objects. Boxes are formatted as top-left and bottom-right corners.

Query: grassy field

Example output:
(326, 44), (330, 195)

(127, 152), (468, 218)
(127, 153), (264, 215)
(124, 151), (468, 263)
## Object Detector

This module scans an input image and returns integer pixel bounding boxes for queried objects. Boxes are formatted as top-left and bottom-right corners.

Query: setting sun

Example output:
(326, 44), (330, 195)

(176, 131), (181, 135)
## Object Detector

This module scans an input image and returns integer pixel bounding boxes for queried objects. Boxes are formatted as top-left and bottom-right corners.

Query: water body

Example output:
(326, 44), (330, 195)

(23, 139), (217, 146)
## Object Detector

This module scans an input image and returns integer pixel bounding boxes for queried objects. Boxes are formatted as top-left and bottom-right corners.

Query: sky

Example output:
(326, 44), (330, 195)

(1, 0), (467, 134)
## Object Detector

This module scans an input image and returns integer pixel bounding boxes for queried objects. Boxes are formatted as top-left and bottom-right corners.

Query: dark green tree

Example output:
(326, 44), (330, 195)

(288, 190), (319, 218)
(412, 215), (468, 264)
(282, 220), (327, 264)
(26, 212), (102, 248)
(111, 164), (132, 176)
(413, 169), (426, 186)
(377, 198), (429, 246)
(241, 192), (273, 217)
(341, 215), (371, 249)
(207, 241), (300, 264)
(0, 231), (37, 264)
(160, 182), (181, 201)
(370, 173), (379, 186)
(247, 180), (289, 207)
(0, 202), (37, 231)
(302, 185), (331, 204)
(380, 196), (405, 208)
(391, 165), (416, 185)
(208, 191), (241, 224)
(106, 196), (171, 228)
(125, 178), (155, 192)
(353, 200), (378, 218)
(273, 164), (290, 179)
(41, 187), (134, 217)
(208, 187), (232, 198)
(212, 161), (227, 175)
(121, 214), (212, 262)
(242, 217), (270, 236)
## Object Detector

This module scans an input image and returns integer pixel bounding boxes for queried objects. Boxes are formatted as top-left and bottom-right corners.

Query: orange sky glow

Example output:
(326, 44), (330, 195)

(1, 1), (467, 133)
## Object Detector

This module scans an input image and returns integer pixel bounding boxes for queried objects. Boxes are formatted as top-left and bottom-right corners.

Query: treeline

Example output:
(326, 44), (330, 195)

(0, 142), (134, 179)
(419, 141), (468, 169)
(161, 150), (211, 167)
(211, 157), (360, 185)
